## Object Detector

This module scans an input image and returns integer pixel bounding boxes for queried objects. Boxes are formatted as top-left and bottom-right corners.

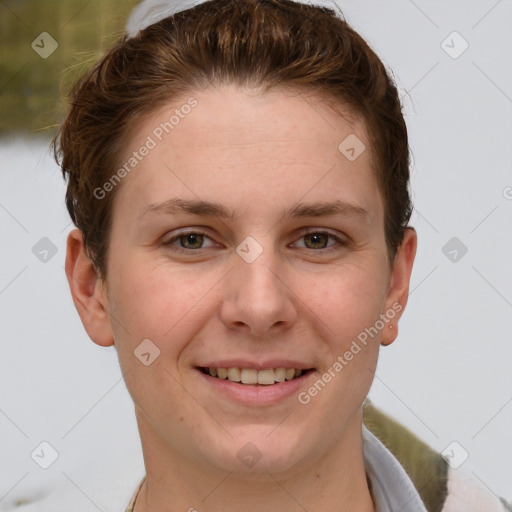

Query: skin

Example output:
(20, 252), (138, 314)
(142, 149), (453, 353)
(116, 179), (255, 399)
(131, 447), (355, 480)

(66, 84), (417, 512)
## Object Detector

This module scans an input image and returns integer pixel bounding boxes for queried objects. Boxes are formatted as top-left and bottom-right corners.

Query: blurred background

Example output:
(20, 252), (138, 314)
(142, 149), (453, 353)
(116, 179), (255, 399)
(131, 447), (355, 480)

(0, 0), (138, 135)
(1, 0), (511, 511)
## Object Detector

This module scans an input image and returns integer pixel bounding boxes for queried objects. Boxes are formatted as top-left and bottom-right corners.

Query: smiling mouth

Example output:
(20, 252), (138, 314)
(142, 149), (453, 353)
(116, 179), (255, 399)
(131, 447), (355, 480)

(197, 367), (315, 385)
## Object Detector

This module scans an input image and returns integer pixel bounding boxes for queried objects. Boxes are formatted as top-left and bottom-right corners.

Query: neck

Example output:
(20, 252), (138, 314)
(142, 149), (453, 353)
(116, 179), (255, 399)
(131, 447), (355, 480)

(133, 410), (375, 512)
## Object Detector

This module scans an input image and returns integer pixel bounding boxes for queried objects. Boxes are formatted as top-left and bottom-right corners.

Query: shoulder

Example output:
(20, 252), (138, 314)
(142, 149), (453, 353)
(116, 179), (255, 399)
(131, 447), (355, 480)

(363, 401), (512, 512)
(443, 468), (512, 512)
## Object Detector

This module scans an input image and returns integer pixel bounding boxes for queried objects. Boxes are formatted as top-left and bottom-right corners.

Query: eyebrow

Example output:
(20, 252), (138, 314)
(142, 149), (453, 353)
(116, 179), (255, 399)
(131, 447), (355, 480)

(140, 197), (370, 222)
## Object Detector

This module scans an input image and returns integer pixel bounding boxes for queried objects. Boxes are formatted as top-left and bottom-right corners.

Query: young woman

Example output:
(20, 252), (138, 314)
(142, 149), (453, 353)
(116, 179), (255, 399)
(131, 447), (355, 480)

(54, 1), (511, 510)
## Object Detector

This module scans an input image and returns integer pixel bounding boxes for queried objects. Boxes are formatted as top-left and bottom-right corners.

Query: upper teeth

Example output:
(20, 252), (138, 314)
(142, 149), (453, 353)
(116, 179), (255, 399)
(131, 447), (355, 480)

(208, 367), (303, 385)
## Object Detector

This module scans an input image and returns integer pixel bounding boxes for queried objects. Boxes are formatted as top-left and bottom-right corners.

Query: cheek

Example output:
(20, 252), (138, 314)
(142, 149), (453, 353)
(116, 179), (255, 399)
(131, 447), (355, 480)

(106, 258), (206, 423)
(300, 262), (389, 338)
(106, 254), (223, 357)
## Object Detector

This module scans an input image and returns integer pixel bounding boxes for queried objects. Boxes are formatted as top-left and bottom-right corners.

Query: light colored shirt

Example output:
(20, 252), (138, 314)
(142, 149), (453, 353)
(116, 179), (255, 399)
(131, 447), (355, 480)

(363, 423), (428, 512)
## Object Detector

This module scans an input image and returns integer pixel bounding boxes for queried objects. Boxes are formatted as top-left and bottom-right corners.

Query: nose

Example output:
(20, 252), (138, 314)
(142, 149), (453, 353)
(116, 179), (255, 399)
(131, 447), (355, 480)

(219, 239), (298, 337)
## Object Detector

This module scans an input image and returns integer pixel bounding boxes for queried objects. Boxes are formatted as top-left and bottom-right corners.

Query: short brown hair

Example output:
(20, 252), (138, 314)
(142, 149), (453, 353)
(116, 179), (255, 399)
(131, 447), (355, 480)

(53, 0), (413, 279)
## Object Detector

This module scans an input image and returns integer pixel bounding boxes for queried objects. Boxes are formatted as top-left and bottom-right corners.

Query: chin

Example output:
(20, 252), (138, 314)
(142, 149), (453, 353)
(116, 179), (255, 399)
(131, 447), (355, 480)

(202, 427), (310, 476)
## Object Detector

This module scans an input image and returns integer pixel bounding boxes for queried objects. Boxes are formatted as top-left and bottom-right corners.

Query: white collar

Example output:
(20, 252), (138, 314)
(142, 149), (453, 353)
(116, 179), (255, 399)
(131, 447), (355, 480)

(362, 423), (429, 512)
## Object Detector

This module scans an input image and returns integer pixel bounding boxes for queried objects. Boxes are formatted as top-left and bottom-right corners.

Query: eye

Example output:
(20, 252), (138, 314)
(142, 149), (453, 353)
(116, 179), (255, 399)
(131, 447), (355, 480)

(292, 230), (347, 251)
(162, 231), (217, 252)
(162, 229), (348, 254)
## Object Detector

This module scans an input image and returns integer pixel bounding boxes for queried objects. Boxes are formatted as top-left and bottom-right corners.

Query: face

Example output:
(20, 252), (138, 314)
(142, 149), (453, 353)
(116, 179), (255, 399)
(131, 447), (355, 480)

(81, 85), (414, 477)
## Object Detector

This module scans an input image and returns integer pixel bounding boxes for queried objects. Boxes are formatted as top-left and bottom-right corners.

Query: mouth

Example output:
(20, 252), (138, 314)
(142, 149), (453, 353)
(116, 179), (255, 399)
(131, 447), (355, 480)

(197, 366), (315, 386)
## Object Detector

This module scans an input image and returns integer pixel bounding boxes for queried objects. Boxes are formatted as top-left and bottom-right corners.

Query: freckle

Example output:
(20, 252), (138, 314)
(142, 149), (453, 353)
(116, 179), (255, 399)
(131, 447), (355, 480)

(179, 416), (184, 422)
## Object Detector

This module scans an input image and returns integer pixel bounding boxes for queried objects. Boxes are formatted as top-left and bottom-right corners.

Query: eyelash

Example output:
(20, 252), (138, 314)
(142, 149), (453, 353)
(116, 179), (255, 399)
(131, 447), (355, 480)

(162, 229), (348, 254)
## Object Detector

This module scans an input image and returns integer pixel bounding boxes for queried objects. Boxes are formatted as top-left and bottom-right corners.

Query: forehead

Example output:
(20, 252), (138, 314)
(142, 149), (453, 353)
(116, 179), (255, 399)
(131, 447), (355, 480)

(113, 84), (381, 221)
(123, 84), (370, 155)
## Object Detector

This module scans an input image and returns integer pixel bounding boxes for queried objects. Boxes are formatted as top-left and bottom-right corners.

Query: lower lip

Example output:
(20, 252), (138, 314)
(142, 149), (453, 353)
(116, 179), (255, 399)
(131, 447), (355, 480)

(196, 369), (315, 406)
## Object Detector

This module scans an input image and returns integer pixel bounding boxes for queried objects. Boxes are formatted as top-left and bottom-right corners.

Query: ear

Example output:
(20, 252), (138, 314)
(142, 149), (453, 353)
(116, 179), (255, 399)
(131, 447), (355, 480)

(380, 227), (417, 346)
(65, 228), (114, 347)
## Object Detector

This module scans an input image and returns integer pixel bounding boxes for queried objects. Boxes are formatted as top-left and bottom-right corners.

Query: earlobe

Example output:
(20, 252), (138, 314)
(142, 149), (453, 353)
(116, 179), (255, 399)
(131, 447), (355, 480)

(65, 229), (114, 347)
(380, 228), (417, 346)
